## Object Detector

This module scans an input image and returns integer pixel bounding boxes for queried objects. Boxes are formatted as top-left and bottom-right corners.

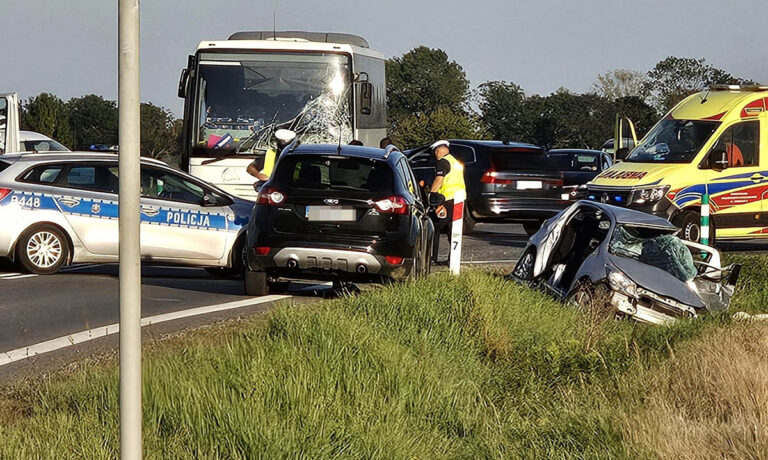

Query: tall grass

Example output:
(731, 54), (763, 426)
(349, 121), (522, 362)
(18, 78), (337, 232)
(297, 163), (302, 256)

(0, 267), (765, 458)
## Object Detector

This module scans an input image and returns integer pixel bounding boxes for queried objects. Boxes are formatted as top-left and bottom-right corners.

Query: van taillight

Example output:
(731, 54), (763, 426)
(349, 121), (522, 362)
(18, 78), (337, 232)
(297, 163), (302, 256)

(374, 196), (409, 215)
(0, 188), (11, 201)
(256, 187), (284, 205)
(480, 170), (514, 184)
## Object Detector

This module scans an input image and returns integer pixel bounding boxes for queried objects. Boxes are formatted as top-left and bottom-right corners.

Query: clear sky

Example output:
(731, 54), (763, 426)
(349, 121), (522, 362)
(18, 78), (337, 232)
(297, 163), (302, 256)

(2, 0), (766, 116)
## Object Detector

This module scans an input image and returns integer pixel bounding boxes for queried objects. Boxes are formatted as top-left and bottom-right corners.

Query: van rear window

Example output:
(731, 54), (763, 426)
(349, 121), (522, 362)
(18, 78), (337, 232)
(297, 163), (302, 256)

(490, 149), (556, 171)
(273, 155), (394, 195)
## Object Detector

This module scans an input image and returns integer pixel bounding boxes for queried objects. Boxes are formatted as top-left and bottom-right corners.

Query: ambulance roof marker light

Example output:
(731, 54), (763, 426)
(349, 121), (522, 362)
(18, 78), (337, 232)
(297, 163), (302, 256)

(710, 84), (768, 92)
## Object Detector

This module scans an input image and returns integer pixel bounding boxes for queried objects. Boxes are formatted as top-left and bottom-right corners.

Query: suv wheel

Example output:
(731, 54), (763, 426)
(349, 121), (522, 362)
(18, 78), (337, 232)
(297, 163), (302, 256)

(523, 221), (542, 236)
(463, 207), (476, 234)
(17, 225), (69, 274)
(244, 270), (269, 296)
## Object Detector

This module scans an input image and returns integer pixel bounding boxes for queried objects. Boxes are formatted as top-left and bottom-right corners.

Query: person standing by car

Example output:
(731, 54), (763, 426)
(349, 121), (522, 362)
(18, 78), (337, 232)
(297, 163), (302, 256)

(429, 140), (465, 263)
(246, 129), (296, 181)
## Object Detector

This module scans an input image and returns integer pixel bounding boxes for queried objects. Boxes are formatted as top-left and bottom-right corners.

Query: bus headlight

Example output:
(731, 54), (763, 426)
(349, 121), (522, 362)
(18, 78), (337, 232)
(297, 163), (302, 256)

(632, 186), (669, 204)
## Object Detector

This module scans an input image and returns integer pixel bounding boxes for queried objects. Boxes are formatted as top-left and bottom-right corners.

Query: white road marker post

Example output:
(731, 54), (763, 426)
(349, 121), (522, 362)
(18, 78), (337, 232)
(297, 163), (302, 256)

(118, 0), (142, 458)
(449, 190), (465, 275)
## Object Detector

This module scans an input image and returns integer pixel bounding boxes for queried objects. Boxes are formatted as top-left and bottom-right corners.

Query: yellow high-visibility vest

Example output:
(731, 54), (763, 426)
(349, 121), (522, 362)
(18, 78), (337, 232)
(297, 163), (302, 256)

(261, 148), (277, 178)
(439, 154), (465, 200)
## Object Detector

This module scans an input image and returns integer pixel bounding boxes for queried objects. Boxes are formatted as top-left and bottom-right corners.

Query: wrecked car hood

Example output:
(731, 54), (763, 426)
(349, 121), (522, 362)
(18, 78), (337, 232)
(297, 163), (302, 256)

(609, 255), (706, 309)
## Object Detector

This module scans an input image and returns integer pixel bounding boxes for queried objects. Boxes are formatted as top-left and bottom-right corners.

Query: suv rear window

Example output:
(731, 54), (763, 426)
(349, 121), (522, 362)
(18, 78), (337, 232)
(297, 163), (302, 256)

(273, 155), (394, 195)
(490, 148), (556, 171)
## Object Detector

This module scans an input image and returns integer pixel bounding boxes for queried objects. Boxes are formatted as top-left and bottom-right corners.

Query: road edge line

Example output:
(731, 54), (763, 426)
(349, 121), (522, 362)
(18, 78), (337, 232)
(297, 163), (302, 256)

(0, 295), (291, 367)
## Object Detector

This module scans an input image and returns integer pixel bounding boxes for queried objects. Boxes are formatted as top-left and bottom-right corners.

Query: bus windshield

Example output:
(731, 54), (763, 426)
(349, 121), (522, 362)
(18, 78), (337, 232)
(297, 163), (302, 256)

(194, 51), (352, 155)
(626, 119), (719, 164)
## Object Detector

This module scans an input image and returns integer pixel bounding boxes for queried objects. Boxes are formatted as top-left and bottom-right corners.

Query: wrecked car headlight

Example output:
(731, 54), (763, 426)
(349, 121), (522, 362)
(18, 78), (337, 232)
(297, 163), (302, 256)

(631, 186), (670, 204)
(608, 270), (637, 297)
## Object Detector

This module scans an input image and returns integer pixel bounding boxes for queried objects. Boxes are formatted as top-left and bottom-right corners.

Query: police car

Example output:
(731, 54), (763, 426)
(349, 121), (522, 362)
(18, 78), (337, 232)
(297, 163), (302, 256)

(0, 153), (253, 275)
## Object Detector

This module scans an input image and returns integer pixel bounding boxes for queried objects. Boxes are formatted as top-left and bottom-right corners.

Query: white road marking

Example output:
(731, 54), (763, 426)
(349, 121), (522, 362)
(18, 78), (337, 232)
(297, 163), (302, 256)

(60, 264), (101, 272)
(461, 259), (518, 265)
(0, 272), (22, 278)
(0, 295), (291, 367)
(3, 274), (37, 280)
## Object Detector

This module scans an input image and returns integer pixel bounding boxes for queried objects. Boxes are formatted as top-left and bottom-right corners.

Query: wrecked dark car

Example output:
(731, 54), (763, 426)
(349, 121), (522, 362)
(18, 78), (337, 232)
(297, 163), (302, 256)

(511, 201), (741, 325)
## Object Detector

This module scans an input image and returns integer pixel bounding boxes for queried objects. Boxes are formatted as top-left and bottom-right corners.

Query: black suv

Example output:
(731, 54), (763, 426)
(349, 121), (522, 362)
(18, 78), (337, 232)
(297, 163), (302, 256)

(244, 144), (438, 295)
(406, 140), (567, 234)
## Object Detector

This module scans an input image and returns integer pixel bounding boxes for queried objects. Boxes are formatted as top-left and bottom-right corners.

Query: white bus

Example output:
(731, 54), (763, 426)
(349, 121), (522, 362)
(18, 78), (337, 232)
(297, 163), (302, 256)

(177, 31), (388, 198)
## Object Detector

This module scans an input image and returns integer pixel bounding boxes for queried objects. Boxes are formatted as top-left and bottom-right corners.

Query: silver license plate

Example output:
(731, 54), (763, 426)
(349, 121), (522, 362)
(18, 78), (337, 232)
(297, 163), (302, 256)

(306, 206), (356, 221)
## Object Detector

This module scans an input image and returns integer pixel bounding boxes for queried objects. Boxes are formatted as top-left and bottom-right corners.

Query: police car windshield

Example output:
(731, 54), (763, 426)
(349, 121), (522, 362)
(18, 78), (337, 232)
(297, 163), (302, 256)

(626, 119), (719, 164)
(194, 52), (352, 155)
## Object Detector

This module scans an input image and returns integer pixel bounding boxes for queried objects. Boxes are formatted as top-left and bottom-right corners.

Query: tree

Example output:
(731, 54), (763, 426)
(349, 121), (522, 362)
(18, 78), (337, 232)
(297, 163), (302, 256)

(67, 95), (119, 150)
(476, 81), (530, 141)
(390, 105), (488, 148)
(592, 69), (645, 100)
(386, 46), (470, 120)
(21, 93), (73, 147)
(643, 57), (753, 113)
(140, 102), (180, 160)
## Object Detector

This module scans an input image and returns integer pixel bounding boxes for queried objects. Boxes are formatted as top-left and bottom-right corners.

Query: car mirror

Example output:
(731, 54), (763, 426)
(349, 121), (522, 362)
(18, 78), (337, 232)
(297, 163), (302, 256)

(709, 149), (729, 171)
(428, 193), (446, 207)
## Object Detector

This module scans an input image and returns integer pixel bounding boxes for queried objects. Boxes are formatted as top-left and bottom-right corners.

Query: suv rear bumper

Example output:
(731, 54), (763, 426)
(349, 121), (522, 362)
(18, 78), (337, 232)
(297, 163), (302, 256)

(248, 246), (414, 280)
(470, 197), (570, 222)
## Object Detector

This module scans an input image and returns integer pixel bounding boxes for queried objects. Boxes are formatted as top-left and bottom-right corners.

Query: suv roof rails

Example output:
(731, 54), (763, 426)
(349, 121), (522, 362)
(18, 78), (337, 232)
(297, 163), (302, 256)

(227, 31), (369, 48)
(710, 84), (768, 92)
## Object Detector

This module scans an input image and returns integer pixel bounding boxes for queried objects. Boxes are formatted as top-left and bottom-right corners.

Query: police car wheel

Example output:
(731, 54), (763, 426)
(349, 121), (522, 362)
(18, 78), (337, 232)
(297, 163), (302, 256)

(17, 225), (69, 274)
(244, 270), (269, 296)
(675, 211), (701, 243)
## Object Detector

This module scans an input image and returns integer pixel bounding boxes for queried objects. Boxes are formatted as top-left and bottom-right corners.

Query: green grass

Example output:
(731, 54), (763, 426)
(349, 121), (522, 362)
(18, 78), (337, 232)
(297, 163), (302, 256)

(0, 265), (764, 458)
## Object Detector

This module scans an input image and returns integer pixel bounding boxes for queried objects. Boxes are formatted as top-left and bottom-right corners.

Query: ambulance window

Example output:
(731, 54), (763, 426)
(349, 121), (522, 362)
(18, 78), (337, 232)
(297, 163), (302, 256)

(711, 121), (760, 168)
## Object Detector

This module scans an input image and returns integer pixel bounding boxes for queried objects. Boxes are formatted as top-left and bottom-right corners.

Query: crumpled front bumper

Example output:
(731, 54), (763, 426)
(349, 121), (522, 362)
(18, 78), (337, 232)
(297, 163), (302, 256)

(610, 287), (699, 325)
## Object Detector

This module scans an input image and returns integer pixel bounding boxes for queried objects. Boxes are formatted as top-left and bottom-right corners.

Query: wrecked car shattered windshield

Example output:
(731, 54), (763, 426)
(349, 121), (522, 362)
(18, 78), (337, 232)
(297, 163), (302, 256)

(609, 225), (697, 282)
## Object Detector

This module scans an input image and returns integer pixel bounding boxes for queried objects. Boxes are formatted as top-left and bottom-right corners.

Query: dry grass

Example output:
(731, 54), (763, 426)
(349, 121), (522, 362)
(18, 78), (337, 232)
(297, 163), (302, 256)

(623, 322), (768, 460)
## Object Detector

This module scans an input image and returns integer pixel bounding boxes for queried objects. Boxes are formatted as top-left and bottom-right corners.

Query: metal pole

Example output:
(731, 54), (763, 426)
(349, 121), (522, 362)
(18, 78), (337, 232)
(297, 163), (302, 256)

(118, 0), (142, 458)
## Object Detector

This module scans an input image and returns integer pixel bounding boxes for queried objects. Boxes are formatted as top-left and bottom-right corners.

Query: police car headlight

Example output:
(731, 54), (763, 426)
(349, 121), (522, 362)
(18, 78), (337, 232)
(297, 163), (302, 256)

(631, 186), (669, 204)
(608, 270), (637, 298)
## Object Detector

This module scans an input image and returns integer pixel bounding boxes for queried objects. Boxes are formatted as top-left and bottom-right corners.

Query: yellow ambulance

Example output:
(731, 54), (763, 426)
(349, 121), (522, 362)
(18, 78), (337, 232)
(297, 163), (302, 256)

(587, 85), (768, 243)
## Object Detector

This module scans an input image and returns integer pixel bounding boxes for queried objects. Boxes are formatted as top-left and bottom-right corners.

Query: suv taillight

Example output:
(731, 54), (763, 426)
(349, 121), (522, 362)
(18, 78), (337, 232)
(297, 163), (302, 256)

(0, 188), (11, 201)
(374, 196), (409, 215)
(256, 187), (285, 205)
(480, 170), (514, 185)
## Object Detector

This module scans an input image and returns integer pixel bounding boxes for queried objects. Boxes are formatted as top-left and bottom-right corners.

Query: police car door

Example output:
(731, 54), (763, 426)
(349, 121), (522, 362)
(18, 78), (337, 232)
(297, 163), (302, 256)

(51, 162), (120, 256)
(703, 120), (764, 238)
(139, 166), (229, 261)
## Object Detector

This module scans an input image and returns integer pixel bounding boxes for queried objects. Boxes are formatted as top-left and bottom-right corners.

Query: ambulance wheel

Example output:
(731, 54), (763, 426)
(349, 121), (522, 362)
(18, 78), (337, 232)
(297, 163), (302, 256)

(17, 224), (69, 275)
(675, 210), (702, 243)
(244, 270), (269, 296)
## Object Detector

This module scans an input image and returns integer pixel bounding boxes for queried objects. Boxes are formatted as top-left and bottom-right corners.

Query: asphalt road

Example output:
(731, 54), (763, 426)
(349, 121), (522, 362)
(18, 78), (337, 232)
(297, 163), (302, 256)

(0, 223), (528, 377)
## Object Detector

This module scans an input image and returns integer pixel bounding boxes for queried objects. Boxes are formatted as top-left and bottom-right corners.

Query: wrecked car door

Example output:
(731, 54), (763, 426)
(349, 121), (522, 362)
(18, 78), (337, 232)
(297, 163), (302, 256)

(533, 203), (582, 278)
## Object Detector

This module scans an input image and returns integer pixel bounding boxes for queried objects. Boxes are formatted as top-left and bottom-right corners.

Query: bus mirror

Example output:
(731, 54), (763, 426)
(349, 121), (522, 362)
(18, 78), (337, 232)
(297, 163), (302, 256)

(177, 68), (189, 98)
(709, 149), (729, 171)
(360, 81), (373, 116)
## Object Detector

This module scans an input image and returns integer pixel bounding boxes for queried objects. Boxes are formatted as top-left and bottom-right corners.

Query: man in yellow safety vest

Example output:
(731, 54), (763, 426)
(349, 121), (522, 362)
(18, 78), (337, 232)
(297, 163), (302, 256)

(428, 140), (465, 263)
(246, 129), (296, 181)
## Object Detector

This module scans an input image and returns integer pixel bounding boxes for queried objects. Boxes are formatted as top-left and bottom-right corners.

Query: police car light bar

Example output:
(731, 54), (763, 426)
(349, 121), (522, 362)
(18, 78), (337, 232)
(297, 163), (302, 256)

(710, 84), (768, 92)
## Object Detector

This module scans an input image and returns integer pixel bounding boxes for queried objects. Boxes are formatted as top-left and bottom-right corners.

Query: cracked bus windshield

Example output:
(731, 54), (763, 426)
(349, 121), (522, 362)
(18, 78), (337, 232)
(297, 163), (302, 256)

(194, 52), (352, 155)
(626, 119), (719, 164)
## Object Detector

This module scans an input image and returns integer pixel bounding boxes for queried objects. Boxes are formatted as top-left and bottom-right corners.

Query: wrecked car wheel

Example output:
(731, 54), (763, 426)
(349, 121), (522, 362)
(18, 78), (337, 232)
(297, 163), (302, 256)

(512, 248), (536, 281)
(568, 282), (612, 314)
